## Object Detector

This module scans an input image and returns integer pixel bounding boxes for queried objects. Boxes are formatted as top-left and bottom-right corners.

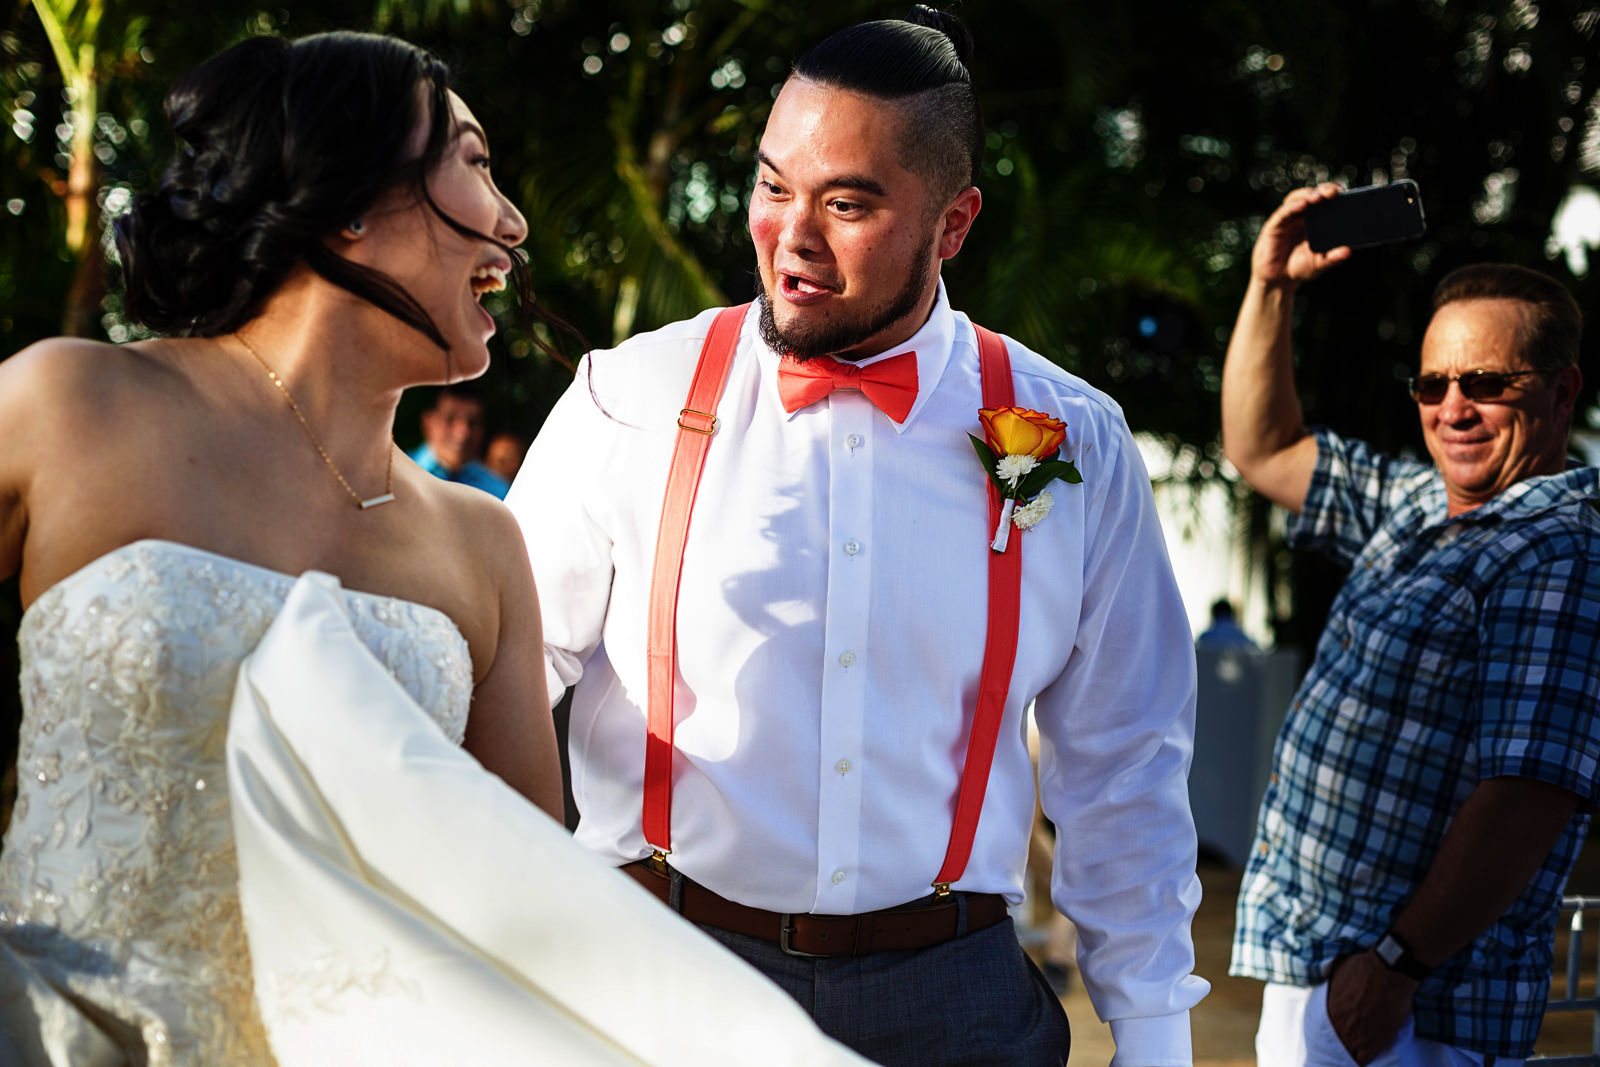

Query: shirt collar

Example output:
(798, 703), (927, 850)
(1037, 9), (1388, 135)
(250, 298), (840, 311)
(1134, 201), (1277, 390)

(1421, 462), (1600, 528)
(756, 279), (956, 435)
(1479, 463), (1599, 518)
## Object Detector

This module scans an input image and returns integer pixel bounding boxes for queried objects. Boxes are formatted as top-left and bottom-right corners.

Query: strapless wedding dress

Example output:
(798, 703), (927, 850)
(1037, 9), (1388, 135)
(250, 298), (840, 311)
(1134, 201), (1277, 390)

(0, 541), (865, 1066)
(0, 540), (472, 1065)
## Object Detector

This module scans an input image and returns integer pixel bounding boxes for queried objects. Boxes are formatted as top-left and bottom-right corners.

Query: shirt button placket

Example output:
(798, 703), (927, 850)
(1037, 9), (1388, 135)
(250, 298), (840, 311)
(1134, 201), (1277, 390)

(815, 404), (871, 910)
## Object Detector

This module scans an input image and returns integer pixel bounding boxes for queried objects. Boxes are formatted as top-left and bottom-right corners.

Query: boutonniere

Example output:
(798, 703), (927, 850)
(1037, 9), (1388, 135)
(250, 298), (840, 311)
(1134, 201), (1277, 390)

(970, 406), (1083, 552)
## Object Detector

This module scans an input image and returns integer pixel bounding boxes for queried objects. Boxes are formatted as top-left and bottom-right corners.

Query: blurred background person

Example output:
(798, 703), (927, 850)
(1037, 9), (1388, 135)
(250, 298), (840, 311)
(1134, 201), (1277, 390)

(1196, 598), (1259, 651)
(484, 429), (529, 484)
(411, 384), (509, 498)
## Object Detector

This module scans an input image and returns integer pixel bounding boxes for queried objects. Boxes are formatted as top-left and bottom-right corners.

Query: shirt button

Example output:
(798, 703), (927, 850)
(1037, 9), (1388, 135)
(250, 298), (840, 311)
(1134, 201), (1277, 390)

(844, 433), (862, 450)
(831, 869), (847, 885)
(839, 651), (856, 667)
(1270, 772), (1279, 785)
(843, 539), (860, 556)
(1257, 841), (1270, 857)
(835, 759), (852, 775)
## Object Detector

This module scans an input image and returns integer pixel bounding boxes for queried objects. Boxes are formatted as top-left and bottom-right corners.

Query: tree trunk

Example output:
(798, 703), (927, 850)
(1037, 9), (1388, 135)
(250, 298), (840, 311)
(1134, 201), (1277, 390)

(62, 228), (105, 338)
(59, 66), (100, 338)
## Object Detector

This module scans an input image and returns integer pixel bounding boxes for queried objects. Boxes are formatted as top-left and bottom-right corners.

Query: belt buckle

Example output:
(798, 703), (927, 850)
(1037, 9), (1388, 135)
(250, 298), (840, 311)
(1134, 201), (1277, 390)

(779, 914), (829, 958)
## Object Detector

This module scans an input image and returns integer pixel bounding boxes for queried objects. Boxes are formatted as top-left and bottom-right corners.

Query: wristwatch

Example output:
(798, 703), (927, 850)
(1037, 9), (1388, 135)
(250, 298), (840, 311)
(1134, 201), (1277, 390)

(1373, 928), (1433, 981)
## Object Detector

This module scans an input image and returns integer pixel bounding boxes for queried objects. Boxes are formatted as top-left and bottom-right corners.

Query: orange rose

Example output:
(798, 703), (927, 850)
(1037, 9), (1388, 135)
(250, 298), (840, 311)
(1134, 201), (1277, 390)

(979, 407), (1067, 459)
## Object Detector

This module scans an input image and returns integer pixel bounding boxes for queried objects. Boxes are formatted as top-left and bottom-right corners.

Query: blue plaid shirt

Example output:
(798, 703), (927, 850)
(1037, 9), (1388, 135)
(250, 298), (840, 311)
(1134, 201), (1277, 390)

(1231, 429), (1600, 1058)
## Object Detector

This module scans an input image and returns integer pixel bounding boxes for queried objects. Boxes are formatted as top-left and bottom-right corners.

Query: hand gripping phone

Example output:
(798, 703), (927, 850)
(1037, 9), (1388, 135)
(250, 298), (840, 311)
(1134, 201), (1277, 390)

(1303, 180), (1427, 253)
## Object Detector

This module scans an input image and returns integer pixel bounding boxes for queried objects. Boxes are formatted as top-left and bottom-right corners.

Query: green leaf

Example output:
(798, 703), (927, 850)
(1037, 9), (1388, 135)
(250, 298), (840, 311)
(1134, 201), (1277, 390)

(1016, 459), (1082, 497)
(1013, 467), (1055, 498)
(969, 435), (1007, 493)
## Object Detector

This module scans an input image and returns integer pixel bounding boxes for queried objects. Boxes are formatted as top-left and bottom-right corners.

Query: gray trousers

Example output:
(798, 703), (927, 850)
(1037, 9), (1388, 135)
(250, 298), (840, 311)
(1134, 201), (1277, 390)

(699, 911), (1070, 1067)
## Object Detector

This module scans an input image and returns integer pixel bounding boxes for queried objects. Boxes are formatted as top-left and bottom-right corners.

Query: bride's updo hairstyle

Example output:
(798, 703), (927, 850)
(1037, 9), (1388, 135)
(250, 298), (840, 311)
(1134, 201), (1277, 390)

(791, 5), (983, 206)
(115, 32), (470, 348)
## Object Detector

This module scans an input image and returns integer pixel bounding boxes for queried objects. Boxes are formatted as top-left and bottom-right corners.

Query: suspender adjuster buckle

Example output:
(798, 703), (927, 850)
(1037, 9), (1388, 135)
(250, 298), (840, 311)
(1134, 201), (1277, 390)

(677, 408), (717, 435)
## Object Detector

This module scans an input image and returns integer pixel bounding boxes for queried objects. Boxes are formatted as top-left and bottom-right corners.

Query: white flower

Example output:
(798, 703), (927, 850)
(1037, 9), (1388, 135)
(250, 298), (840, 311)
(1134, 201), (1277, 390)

(995, 453), (1039, 489)
(1012, 489), (1054, 531)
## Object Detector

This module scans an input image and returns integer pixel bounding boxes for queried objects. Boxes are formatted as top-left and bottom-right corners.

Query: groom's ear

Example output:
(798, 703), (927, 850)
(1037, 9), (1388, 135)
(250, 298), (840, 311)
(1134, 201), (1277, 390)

(937, 187), (982, 261)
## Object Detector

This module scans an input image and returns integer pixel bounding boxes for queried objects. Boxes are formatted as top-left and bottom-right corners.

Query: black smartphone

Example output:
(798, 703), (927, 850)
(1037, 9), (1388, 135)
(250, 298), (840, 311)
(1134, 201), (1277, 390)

(1303, 180), (1427, 253)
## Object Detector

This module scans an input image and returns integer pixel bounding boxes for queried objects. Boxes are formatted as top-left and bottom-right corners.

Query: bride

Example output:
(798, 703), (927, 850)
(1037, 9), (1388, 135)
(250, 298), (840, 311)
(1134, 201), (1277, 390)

(0, 31), (863, 1067)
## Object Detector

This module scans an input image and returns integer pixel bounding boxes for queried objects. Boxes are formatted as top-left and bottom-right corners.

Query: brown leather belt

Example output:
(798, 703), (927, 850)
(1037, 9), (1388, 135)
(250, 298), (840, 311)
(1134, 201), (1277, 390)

(621, 860), (1009, 958)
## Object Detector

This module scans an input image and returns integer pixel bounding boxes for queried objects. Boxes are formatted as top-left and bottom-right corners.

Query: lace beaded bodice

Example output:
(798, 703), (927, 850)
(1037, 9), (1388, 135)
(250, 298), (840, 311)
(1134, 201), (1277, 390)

(0, 540), (473, 1066)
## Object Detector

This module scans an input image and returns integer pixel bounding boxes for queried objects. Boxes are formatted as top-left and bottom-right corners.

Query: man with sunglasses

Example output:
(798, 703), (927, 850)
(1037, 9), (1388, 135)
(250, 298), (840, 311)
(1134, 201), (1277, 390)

(1222, 183), (1599, 1067)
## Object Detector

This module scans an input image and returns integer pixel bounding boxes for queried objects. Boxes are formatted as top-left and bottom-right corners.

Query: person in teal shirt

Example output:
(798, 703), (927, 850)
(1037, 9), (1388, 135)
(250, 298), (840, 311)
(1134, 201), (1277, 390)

(410, 385), (509, 498)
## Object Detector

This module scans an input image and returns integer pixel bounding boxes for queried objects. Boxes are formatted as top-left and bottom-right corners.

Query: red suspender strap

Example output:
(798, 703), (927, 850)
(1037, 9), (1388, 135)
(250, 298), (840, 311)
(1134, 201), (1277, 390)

(645, 312), (1021, 890)
(932, 323), (1021, 892)
(643, 304), (750, 854)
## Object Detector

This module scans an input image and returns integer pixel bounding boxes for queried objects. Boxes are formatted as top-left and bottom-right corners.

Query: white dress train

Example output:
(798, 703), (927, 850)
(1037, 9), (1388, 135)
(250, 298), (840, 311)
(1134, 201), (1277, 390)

(228, 571), (867, 1066)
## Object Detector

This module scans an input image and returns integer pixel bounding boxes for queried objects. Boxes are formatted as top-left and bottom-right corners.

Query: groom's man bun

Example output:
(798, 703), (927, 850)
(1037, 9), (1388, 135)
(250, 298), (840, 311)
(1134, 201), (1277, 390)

(791, 5), (983, 206)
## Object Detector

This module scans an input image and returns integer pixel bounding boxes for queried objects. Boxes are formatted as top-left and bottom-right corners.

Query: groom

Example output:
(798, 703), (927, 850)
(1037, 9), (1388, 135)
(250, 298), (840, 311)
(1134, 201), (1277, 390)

(509, 9), (1207, 1065)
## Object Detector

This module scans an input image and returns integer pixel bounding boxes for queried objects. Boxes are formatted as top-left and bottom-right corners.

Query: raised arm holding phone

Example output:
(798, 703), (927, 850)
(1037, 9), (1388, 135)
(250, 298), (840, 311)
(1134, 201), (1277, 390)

(1221, 183), (1353, 512)
(1223, 184), (1600, 1066)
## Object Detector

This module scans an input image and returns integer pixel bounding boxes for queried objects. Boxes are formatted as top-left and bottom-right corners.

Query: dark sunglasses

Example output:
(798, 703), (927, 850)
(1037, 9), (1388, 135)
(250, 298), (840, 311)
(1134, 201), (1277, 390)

(1406, 369), (1546, 405)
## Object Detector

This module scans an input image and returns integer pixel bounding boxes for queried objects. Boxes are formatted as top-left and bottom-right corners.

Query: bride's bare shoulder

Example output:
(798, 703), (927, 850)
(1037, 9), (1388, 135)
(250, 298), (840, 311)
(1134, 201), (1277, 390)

(0, 336), (195, 421)
(3, 334), (183, 378)
(0, 338), (167, 580)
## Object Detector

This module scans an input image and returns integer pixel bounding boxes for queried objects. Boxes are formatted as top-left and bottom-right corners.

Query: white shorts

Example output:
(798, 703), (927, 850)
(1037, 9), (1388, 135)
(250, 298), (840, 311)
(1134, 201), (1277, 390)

(1256, 982), (1523, 1067)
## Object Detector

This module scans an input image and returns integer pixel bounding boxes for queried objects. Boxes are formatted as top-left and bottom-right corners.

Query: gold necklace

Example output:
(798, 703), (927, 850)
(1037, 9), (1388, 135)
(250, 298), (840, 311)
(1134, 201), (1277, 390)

(236, 333), (397, 510)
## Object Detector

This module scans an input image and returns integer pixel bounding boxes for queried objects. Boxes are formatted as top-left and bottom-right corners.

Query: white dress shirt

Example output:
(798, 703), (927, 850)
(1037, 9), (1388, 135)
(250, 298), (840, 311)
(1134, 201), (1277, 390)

(509, 284), (1209, 1064)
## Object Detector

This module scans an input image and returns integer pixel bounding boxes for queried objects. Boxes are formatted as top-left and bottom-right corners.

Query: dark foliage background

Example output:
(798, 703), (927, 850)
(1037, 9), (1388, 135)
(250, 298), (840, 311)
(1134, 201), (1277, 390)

(4, 0), (1600, 805)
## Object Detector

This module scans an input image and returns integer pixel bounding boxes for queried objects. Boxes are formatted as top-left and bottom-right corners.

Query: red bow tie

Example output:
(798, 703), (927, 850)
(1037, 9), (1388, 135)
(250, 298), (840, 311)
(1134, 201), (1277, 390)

(776, 352), (919, 422)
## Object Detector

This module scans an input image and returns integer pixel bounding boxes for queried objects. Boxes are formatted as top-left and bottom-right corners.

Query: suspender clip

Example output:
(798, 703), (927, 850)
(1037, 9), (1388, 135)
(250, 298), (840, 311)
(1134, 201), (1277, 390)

(677, 408), (717, 435)
(931, 881), (951, 898)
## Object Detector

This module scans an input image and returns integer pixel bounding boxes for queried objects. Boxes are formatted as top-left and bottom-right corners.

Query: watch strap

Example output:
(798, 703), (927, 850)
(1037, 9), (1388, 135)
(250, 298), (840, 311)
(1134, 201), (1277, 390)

(1374, 928), (1433, 981)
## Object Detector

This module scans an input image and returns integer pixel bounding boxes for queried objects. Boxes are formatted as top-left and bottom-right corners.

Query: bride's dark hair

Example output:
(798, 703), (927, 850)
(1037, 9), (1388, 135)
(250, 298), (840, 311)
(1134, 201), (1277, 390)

(115, 32), (508, 350)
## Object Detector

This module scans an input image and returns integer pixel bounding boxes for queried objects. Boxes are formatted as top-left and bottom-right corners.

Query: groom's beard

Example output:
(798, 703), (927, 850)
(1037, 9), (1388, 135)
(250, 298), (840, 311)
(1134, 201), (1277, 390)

(755, 241), (934, 363)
